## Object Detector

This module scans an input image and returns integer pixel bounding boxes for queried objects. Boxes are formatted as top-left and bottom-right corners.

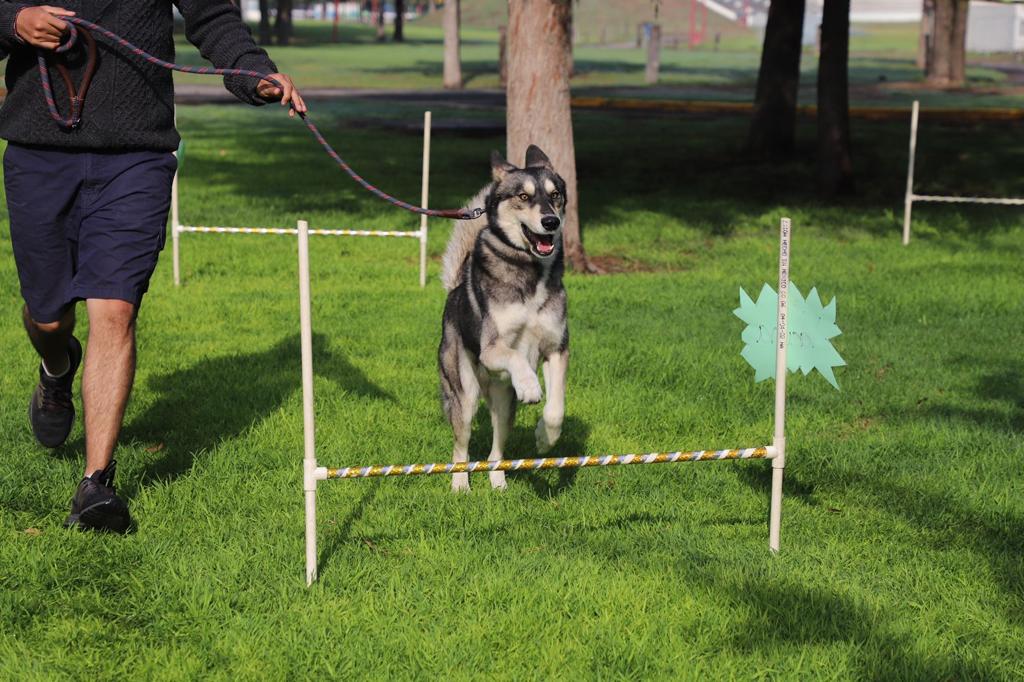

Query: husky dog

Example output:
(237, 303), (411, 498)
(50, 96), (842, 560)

(438, 145), (569, 492)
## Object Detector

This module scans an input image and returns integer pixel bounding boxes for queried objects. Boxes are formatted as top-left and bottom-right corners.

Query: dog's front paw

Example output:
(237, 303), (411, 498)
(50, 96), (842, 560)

(451, 472), (470, 492)
(535, 418), (562, 454)
(513, 373), (543, 404)
(489, 471), (507, 490)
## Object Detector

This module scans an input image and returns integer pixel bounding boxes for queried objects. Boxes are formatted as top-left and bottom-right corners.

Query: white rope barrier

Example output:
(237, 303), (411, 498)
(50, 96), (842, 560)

(177, 226), (423, 237)
(172, 111), (433, 286)
(909, 195), (1024, 206)
(903, 100), (1024, 245)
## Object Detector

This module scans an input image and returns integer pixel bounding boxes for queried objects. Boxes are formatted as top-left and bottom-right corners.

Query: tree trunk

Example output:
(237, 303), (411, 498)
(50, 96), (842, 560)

(817, 0), (853, 197)
(507, 0), (593, 273)
(376, 0), (387, 41)
(645, 24), (661, 84)
(394, 0), (405, 41)
(927, 0), (953, 85)
(949, 0), (969, 86)
(275, 0), (293, 46)
(916, 0), (934, 70)
(499, 26), (508, 86)
(258, 0), (272, 44)
(443, 0), (462, 89)
(746, 0), (806, 159)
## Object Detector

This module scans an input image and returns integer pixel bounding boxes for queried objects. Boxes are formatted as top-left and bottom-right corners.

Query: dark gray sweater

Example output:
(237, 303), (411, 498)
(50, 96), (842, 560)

(0, 1), (277, 151)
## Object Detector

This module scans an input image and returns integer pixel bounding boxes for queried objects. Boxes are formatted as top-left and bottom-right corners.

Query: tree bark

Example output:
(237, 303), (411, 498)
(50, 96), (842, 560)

(949, 0), (969, 86)
(275, 0), (293, 46)
(258, 0), (272, 44)
(927, 0), (953, 85)
(394, 0), (405, 41)
(507, 0), (593, 273)
(443, 0), (462, 88)
(746, 0), (806, 159)
(817, 0), (854, 197)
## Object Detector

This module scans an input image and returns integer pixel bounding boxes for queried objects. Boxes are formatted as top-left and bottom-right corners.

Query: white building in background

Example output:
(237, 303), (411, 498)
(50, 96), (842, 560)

(967, 1), (1024, 53)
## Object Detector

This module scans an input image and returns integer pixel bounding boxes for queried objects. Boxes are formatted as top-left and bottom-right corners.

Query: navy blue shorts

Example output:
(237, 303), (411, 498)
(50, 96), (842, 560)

(5, 143), (177, 323)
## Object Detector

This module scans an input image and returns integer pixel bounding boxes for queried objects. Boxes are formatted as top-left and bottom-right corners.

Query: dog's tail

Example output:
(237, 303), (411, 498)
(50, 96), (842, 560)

(441, 187), (489, 291)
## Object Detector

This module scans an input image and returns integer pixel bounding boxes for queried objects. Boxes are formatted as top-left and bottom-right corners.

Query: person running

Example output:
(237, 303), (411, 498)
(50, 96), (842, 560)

(0, 2), (306, 532)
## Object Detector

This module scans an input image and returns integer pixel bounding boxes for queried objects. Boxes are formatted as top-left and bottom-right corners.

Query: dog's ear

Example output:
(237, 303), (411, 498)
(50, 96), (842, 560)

(525, 145), (553, 170)
(491, 150), (516, 182)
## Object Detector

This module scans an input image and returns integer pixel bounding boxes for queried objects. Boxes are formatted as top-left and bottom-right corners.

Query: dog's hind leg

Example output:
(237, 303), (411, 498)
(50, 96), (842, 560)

(485, 382), (516, 490)
(536, 349), (568, 454)
(450, 356), (480, 493)
(440, 326), (480, 492)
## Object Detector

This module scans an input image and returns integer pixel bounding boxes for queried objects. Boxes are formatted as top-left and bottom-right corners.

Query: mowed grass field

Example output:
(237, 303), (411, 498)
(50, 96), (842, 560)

(170, 21), (1023, 109)
(1, 99), (1024, 678)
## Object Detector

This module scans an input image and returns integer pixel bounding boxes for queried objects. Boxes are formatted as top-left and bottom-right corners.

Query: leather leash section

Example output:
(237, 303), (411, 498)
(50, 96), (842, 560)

(38, 22), (97, 129)
(38, 17), (483, 221)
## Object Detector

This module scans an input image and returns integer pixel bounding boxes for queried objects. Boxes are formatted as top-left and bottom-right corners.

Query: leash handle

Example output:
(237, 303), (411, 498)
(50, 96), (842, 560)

(39, 18), (484, 221)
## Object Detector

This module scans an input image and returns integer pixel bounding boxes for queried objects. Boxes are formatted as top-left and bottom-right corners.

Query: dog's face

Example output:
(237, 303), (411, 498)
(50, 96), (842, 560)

(489, 145), (567, 260)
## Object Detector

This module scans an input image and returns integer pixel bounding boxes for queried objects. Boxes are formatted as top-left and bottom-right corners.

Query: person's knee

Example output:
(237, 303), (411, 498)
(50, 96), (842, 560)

(24, 305), (75, 335)
(87, 300), (137, 341)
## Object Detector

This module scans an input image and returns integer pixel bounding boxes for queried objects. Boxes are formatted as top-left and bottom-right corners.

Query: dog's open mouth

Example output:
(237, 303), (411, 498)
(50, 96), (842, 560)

(521, 224), (556, 256)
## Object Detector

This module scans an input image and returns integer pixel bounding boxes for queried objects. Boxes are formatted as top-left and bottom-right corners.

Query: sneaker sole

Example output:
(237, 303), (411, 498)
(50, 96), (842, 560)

(64, 499), (131, 534)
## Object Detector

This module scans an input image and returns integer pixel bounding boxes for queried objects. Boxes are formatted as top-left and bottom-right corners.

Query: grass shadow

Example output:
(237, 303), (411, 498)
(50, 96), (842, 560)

(317, 480), (382, 575)
(121, 332), (393, 496)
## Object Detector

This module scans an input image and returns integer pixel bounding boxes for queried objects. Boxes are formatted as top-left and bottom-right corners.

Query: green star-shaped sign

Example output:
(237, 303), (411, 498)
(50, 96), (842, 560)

(734, 283), (846, 389)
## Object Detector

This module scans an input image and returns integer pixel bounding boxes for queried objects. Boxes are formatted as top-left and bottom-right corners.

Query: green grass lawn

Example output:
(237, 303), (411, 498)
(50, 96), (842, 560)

(1, 100), (1023, 678)
(170, 20), (1023, 110)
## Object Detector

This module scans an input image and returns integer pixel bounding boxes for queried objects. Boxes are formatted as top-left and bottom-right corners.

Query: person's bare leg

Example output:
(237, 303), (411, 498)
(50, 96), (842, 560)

(82, 299), (137, 477)
(23, 304), (76, 374)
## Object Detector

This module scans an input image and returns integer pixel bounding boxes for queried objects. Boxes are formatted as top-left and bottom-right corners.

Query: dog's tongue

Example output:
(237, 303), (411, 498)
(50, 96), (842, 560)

(537, 241), (554, 255)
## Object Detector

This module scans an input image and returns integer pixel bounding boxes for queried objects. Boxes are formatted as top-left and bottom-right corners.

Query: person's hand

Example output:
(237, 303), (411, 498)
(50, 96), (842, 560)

(15, 6), (75, 50)
(256, 73), (307, 117)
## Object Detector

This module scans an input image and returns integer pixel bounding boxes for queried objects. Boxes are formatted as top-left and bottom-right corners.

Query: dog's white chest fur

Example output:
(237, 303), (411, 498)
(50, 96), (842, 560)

(488, 285), (563, 369)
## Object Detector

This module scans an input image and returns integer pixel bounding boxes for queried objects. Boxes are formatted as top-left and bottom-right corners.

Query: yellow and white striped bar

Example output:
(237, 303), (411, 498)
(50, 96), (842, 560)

(323, 447), (775, 480)
(177, 225), (423, 238)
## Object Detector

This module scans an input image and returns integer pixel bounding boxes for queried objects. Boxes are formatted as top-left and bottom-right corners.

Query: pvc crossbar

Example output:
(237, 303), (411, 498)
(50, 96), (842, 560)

(903, 100), (1024, 245)
(172, 111), (434, 287)
(297, 217), (793, 586)
(323, 447), (775, 479)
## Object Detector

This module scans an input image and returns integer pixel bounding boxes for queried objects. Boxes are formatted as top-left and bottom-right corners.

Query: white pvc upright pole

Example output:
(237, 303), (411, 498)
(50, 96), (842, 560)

(419, 111), (432, 288)
(769, 217), (790, 553)
(902, 100), (920, 246)
(171, 169), (181, 286)
(298, 219), (318, 586)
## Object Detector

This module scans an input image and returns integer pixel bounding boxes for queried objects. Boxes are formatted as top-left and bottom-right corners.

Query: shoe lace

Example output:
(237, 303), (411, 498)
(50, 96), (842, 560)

(38, 379), (73, 412)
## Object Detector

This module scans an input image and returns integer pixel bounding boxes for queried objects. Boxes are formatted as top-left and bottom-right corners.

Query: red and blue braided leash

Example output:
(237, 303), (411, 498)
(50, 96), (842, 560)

(38, 17), (483, 221)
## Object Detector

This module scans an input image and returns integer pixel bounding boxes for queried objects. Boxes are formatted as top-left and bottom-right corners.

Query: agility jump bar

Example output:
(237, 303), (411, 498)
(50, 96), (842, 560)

(298, 217), (792, 585)
(322, 447), (774, 480)
(902, 100), (1024, 245)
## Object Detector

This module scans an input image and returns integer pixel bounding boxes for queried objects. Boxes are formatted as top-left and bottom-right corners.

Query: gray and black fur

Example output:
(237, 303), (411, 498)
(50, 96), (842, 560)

(438, 145), (569, 491)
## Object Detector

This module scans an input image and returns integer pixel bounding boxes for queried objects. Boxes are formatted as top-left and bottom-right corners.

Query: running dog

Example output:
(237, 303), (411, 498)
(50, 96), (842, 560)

(438, 145), (569, 492)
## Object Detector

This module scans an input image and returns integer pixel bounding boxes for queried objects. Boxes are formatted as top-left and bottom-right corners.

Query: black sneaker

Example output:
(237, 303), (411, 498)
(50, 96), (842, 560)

(28, 335), (82, 448)
(64, 460), (132, 533)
